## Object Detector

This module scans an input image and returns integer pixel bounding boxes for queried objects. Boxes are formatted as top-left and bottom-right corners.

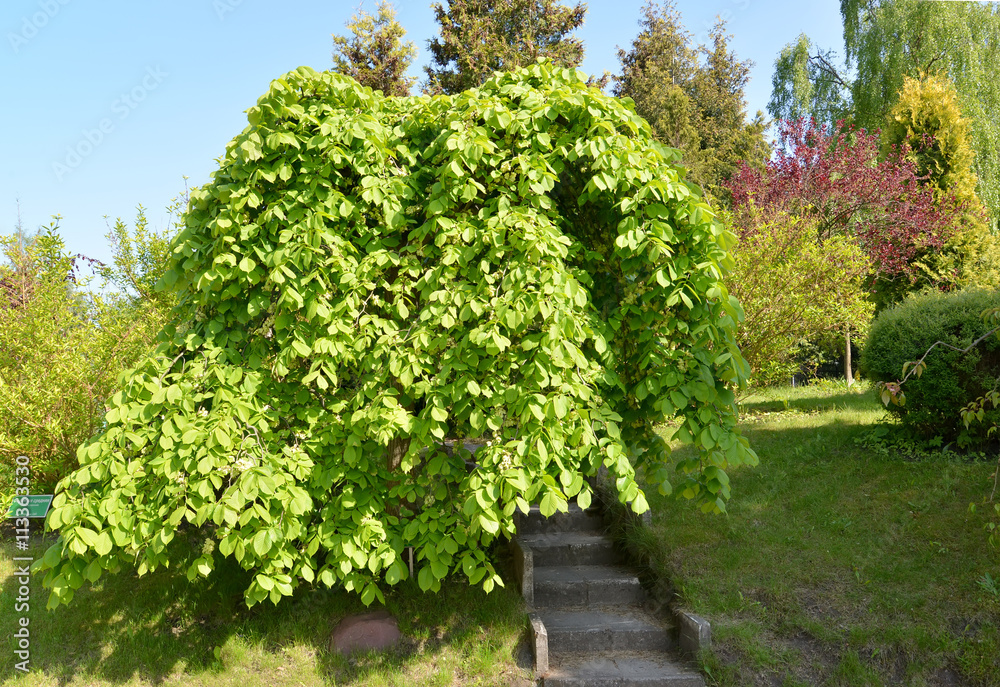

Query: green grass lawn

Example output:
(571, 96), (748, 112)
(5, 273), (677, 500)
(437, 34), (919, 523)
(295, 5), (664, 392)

(4, 381), (999, 686)
(0, 534), (533, 686)
(642, 381), (1000, 687)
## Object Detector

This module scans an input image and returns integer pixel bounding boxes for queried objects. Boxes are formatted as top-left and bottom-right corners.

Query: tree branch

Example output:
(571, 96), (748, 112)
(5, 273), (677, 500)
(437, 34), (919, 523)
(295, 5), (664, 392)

(809, 53), (850, 89)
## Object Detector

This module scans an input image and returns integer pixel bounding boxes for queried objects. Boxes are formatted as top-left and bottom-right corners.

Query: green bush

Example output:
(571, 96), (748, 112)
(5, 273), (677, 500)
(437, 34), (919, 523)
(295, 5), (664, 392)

(859, 288), (1000, 446)
(0, 212), (175, 510)
(724, 206), (872, 388)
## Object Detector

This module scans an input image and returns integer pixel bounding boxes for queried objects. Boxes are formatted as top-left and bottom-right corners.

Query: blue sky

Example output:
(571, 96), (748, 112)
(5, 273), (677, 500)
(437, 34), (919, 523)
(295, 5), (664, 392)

(1, 0), (845, 266)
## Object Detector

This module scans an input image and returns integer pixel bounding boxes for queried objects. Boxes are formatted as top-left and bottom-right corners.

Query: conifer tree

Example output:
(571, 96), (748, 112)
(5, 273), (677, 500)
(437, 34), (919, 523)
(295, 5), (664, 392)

(613, 1), (702, 176)
(424, 0), (586, 95)
(688, 20), (768, 205)
(881, 75), (1000, 303)
(884, 74), (980, 208)
(614, 3), (766, 205)
(332, 1), (417, 97)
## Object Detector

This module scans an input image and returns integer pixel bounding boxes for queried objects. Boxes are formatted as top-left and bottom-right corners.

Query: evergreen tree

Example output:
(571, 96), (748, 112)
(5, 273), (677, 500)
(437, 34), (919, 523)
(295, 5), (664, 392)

(614, 3), (767, 205)
(614, 0), (697, 93)
(881, 75), (1000, 302)
(613, 2), (701, 173)
(883, 74), (979, 208)
(332, 0), (417, 97)
(688, 20), (768, 205)
(424, 0), (585, 95)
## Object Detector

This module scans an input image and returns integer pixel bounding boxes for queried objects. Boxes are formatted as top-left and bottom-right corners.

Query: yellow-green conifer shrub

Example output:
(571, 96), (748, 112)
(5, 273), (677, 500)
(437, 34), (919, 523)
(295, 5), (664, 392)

(882, 74), (1000, 296)
(884, 74), (979, 206)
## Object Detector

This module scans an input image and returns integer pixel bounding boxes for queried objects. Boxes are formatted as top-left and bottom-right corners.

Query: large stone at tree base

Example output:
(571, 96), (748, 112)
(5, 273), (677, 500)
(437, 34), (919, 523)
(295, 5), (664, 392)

(330, 610), (402, 655)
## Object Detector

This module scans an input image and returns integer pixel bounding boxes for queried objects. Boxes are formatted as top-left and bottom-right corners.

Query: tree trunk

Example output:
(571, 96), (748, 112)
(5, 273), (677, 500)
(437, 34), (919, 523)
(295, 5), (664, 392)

(385, 435), (410, 518)
(386, 435), (410, 474)
(844, 325), (854, 388)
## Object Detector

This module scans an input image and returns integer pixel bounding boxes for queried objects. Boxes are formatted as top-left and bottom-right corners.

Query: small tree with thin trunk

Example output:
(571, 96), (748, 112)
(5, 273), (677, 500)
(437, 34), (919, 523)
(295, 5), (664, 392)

(726, 117), (955, 383)
(722, 207), (873, 387)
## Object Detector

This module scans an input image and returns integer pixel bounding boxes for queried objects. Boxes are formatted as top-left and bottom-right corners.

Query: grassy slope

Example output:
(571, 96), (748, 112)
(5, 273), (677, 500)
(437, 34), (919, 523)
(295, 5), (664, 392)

(0, 536), (532, 687)
(646, 383), (1000, 687)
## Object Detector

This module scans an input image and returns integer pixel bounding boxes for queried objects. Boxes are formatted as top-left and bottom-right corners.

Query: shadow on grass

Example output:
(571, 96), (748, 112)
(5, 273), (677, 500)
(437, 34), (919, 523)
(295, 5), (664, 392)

(651, 402), (1000, 687)
(0, 533), (531, 686)
(737, 388), (879, 417)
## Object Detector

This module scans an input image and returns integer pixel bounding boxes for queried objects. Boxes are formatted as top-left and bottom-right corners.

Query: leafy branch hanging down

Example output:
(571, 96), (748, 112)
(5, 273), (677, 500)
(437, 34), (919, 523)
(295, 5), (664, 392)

(34, 62), (757, 610)
(877, 312), (1000, 408)
(877, 306), (1000, 550)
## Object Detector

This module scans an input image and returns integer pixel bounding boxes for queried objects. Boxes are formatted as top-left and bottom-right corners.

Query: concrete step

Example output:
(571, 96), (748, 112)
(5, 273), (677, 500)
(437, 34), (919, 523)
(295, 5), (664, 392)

(517, 503), (605, 535)
(543, 651), (705, 686)
(519, 531), (620, 568)
(540, 607), (674, 654)
(534, 565), (645, 607)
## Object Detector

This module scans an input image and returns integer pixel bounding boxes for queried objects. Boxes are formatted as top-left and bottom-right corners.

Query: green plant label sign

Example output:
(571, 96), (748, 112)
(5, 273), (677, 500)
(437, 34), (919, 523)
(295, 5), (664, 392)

(7, 495), (53, 518)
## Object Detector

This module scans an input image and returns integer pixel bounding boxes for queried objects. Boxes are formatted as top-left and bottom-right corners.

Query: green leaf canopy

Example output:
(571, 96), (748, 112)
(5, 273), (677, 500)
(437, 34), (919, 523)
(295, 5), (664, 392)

(36, 62), (756, 609)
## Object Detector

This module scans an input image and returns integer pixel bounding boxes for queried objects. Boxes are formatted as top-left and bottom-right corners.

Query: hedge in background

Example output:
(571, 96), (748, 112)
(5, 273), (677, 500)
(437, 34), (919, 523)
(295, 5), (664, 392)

(36, 62), (757, 610)
(860, 288), (1000, 446)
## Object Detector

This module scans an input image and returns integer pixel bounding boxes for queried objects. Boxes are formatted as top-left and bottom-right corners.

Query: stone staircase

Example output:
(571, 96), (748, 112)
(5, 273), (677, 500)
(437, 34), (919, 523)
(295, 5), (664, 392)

(512, 503), (706, 687)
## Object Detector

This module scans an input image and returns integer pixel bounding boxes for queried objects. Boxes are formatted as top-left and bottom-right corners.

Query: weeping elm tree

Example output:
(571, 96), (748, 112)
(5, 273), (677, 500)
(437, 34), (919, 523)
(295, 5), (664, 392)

(35, 63), (757, 609)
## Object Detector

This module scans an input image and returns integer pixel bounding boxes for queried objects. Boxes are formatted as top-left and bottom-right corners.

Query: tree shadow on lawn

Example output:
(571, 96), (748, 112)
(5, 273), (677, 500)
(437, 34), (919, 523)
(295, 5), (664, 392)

(654, 415), (1000, 686)
(1, 535), (531, 686)
(737, 388), (878, 417)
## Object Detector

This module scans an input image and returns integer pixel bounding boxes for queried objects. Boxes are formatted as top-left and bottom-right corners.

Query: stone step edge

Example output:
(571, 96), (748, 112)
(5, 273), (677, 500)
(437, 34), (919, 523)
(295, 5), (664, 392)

(515, 504), (606, 535)
(543, 651), (707, 687)
(533, 564), (642, 581)
(528, 613), (706, 682)
(513, 537), (712, 677)
(517, 531), (617, 547)
(520, 532), (620, 569)
(532, 566), (647, 609)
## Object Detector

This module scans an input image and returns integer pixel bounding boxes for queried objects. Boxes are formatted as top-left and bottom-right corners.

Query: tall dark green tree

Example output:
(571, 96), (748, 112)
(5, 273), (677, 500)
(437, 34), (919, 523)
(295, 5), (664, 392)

(614, 3), (767, 205)
(615, 0), (697, 92)
(332, 0), (418, 96)
(423, 0), (586, 95)
(613, 1), (701, 172)
(688, 20), (768, 204)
